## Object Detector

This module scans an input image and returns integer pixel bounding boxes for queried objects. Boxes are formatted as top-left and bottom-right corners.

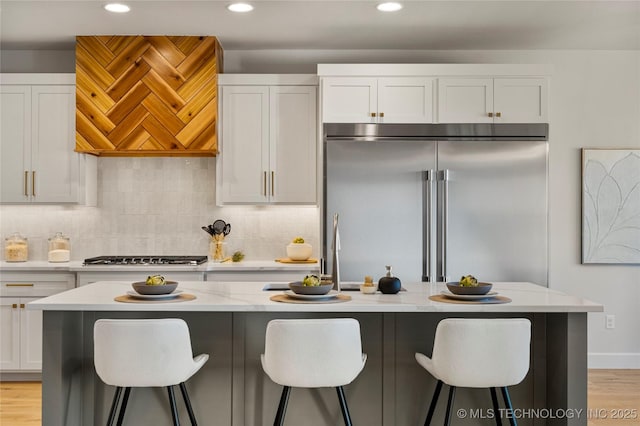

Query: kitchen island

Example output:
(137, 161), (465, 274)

(30, 281), (601, 426)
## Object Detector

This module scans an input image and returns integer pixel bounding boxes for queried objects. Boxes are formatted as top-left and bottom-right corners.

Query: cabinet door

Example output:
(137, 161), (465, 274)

(378, 78), (434, 123)
(322, 77), (377, 123)
(270, 86), (317, 204)
(220, 86), (270, 203)
(437, 78), (494, 123)
(0, 86), (31, 203)
(31, 85), (78, 202)
(0, 298), (21, 370)
(494, 78), (548, 123)
(20, 297), (42, 370)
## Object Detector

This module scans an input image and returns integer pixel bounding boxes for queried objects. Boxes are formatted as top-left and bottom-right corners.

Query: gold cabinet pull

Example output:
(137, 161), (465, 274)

(20, 303), (25, 309)
(32, 171), (36, 196)
(5, 283), (34, 287)
(488, 112), (494, 117)
(379, 112), (385, 118)
(370, 112), (377, 117)
(263, 171), (267, 196)
(12, 304), (17, 309)
(271, 171), (275, 197)
(24, 171), (28, 196)
(496, 112), (502, 118)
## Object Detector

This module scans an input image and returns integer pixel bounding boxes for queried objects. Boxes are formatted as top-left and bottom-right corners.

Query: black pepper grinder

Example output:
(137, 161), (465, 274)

(378, 265), (401, 294)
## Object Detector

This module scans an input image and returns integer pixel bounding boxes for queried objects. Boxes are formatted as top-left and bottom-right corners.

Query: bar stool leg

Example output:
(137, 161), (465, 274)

(107, 387), (123, 426)
(179, 382), (198, 426)
(490, 387), (502, 426)
(274, 386), (291, 426)
(116, 387), (131, 426)
(425, 380), (443, 426)
(500, 387), (517, 426)
(167, 386), (180, 426)
(443, 386), (456, 426)
(336, 386), (353, 426)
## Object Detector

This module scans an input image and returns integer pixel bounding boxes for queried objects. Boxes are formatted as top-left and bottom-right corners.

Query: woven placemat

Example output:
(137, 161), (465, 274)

(428, 294), (512, 304)
(275, 258), (319, 264)
(114, 294), (197, 303)
(270, 294), (351, 304)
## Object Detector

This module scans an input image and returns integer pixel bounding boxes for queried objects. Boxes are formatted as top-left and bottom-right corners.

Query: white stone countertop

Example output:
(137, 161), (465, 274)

(28, 281), (603, 313)
(0, 260), (319, 272)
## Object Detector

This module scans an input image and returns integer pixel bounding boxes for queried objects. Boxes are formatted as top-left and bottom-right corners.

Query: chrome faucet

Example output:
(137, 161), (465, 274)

(331, 213), (341, 292)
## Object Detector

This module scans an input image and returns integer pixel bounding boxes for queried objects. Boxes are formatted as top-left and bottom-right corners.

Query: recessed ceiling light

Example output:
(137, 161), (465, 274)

(227, 3), (254, 13)
(377, 2), (403, 12)
(104, 3), (130, 13)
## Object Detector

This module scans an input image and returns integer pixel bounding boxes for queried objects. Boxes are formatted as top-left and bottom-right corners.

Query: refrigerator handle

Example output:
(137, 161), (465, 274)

(439, 169), (450, 282)
(422, 171), (434, 282)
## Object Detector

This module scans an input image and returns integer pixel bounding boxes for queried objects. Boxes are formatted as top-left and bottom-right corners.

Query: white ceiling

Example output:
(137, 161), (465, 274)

(1, 0), (639, 51)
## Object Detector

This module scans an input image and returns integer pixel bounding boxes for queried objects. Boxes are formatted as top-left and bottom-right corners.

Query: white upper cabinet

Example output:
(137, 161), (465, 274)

(378, 78), (434, 123)
(321, 77), (376, 123)
(0, 74), (97, 205)
(31, 86), (78, 202)
(218, 76), (317, 205)
(220, 86), (270, 204)
(493, 78), (548, 123)
(319, 65), (551, 125)
(0, 85), (31, 203)
(322, 77), (434, 123)
(438, 77), (548, 123)
(270, 86), (317, 203)
(438, 78), (494, 123)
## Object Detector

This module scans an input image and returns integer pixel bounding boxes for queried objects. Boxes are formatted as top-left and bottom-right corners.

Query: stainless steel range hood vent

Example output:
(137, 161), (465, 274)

(324, 123), (549, 141)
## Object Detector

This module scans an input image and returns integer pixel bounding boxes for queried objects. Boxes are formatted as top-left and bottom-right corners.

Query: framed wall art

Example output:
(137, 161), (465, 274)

(582, 148), (640, 264)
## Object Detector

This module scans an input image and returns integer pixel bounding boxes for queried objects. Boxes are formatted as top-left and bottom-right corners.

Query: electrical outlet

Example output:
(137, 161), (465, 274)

(605, 315), (615, 329)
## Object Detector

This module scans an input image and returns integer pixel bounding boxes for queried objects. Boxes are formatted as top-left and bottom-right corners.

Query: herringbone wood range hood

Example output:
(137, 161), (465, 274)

(75, 36), (222, 156)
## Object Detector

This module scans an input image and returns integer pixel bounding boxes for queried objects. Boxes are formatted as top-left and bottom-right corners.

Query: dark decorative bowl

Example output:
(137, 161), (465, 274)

(132, 281), (178, 295)
(289, 282), (333, 295)
(446, 282), (493, 295)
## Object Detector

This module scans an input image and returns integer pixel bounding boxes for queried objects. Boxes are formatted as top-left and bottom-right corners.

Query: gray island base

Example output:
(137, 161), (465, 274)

(31, 281), (602, 426)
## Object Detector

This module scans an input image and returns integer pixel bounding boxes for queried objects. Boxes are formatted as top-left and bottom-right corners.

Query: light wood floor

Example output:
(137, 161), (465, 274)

(588, 370), (640, 425)
(1, 370), (639, 425)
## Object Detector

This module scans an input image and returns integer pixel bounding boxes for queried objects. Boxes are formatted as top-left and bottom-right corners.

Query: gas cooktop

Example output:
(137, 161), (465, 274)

(83, 256), (208, 266)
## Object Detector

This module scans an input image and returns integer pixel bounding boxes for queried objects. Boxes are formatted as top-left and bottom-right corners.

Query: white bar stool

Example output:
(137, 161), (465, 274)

(94, 319), (209, 426)
(261, 318), (367, 426)
(415, 318), (531, 426)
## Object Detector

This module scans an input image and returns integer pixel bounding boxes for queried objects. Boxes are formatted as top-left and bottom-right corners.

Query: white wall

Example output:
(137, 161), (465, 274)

(0, 50), (75, 73)
(0, 48), (638, 368)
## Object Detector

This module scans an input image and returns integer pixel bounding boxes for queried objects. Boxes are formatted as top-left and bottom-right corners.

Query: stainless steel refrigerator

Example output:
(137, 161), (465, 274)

(322, 123), (549, 286)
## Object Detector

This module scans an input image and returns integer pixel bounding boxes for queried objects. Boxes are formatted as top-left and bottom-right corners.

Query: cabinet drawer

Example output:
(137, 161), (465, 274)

(0, 273), (75, 297)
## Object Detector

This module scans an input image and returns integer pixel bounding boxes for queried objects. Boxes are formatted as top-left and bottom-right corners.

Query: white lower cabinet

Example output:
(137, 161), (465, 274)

(2, 297), (44, 371)
(0, 298), (21, 370)
(0, 273), (74, 372)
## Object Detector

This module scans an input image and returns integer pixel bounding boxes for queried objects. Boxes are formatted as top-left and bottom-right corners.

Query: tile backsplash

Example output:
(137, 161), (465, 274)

(0, 158), (320, 261)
